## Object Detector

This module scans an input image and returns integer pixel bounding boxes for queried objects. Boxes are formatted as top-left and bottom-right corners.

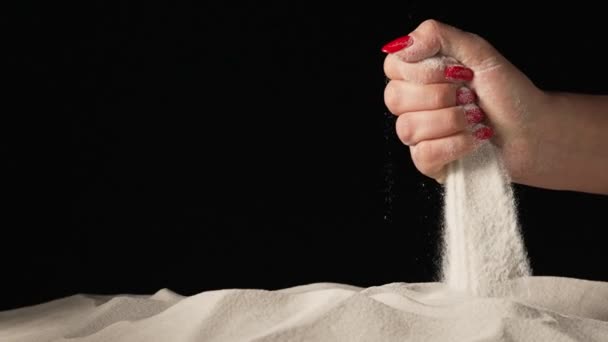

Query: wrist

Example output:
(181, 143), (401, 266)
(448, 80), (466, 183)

(525, 91), (608, 194)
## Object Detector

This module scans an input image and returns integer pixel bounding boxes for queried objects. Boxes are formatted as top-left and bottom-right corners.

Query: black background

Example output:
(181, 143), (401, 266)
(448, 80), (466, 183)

(5, 2), (608, 310)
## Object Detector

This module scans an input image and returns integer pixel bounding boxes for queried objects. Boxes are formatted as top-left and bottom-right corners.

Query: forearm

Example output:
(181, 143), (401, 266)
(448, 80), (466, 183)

(531, 92), (608, 194)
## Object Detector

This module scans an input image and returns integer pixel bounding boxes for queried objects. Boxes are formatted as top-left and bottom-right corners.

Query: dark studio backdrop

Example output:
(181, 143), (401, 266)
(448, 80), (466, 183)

(5, 2), (608, 310)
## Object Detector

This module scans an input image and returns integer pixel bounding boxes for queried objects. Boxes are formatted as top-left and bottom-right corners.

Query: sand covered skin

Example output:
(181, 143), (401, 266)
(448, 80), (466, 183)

(1, 277), (608, 341)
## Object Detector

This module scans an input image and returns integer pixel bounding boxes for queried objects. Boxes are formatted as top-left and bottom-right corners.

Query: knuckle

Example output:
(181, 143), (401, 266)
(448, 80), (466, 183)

(445, 84), (460, 106)
(395, 115), (414, 145)
(430, 90), (444, 108)
(383, 55), (398, 79)
(411, 141), (438, 175)
(383, 81), (400, 113)
(429, 84), (453, 108)
(420, 19), (441, 34)
(443, 108), (464, 132)
(383, 56), (391, 77)
(419, 19), (445, 42)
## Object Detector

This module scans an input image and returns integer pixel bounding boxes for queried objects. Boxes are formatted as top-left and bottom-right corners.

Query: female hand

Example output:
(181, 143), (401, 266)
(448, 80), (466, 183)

(382, 19), (548, 185)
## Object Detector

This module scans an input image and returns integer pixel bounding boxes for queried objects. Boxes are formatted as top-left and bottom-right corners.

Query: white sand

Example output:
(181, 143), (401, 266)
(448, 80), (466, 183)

(1, 277), (607, 341)
(442, 142), (531, 297)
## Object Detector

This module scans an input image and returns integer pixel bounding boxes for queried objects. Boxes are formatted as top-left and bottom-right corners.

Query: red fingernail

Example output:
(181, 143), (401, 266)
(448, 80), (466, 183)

(474, 126), (494, 140)
(445, 65), (474, 81)
(381, 35), (413, 53)
(464, 104), (485, 124)
(456, 87), (476, 105)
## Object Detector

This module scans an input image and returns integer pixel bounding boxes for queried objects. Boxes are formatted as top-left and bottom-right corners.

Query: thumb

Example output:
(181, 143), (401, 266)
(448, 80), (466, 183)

(382, 19), (500, 67)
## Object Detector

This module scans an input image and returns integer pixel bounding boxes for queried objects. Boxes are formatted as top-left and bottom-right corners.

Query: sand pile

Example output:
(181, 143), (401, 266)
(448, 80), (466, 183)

(1, 277), (607, 341)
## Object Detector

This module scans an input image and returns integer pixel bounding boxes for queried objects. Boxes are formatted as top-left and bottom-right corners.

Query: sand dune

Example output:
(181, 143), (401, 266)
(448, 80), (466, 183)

(1, 276), (607, 341)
